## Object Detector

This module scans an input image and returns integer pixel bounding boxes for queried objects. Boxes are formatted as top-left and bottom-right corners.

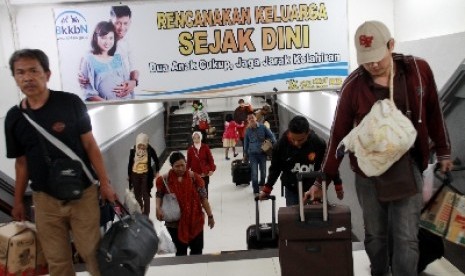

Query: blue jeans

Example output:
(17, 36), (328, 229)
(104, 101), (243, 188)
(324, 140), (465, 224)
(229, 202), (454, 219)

(249, 153), (267, 193)
(355, 162), (423, 276)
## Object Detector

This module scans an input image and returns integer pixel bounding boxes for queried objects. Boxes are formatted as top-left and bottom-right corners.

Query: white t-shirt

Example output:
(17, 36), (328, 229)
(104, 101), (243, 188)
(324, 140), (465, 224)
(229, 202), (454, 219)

(115, 38), (136, 73)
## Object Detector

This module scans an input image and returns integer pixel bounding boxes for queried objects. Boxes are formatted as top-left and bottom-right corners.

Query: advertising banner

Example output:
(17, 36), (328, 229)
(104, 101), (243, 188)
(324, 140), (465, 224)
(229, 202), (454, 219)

(54, 0), (348, 103)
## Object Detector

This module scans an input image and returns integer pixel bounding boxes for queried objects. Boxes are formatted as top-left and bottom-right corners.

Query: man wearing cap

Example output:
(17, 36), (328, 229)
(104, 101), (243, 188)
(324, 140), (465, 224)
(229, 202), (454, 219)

(305, 21), (453, 275)
(233, 98), (253, 148)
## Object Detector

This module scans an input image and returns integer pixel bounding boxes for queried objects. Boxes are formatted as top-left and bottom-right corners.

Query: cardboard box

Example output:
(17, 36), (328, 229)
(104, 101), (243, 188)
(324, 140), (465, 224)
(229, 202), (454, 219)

(445, 194), (465, 247)
(420, 186), (455, 236)
(0, 222), (48, 276)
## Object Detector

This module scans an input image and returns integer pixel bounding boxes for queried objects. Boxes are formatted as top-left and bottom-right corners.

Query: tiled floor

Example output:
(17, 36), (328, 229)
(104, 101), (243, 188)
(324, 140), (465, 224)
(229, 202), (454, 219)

(77, 97), (464, 275)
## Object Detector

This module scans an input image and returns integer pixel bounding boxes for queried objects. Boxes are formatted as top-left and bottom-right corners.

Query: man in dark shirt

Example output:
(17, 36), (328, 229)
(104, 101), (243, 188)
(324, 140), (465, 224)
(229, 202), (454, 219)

(5, 48), (117, 275)
(259, 116), (342, 205)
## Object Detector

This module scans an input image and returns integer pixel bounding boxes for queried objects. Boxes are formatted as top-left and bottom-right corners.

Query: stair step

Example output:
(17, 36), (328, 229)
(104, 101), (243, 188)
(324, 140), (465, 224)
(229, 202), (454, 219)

(165, 107), (280, 151)
(149, 248), (278, 267)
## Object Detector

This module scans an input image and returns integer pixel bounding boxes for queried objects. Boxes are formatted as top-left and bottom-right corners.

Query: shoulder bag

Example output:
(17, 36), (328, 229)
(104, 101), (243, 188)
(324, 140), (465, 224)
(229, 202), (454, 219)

(23, 108), (114, 226)
(22, 112), (97, 201)
(261, 139), (273, 155)
(161, 176), (181, 222)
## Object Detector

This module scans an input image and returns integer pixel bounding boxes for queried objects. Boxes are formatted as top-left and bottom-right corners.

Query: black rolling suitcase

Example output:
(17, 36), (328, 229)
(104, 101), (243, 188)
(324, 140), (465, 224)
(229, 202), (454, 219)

(231, 159), (251, 185)
(246, 195), (279, 249)
(278, 172), (353, 276)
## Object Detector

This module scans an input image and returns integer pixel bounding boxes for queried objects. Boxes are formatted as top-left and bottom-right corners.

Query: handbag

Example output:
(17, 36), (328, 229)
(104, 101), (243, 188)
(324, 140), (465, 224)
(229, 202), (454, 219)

(339, 62), (417, 177)
(371, 153), (418, 202)
(161, 176), (181, 222)
(47, 158), (85, 200)
(207, 126), (216, 135)
(198, 120), (209, 130)
(420, 172), (465, 247)
(22, 112), (97, 200)
(261, 139), (273, 154)
(97, 201), (158, 276)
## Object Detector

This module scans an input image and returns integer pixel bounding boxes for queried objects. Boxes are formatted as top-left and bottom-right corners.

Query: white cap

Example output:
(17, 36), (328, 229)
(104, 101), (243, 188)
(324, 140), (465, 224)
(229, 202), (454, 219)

(354, 21), (392, 65)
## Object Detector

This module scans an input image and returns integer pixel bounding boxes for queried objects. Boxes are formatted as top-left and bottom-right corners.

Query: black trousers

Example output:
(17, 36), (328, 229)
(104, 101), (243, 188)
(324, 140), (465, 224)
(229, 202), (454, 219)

(202, 176), (210, 197)
(167, 227), (204, 256)
(130, 172), (150, 215)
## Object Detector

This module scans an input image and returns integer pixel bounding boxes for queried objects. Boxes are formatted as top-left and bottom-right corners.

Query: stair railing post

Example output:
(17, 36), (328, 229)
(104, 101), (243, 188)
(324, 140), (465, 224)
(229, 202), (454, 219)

(165, 102), (171, 138)
(271, 91), (279, 130)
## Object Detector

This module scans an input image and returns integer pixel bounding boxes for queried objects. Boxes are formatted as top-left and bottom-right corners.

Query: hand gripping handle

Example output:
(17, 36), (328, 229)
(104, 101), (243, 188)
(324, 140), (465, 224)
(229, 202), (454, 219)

(297, 172), (327, 222)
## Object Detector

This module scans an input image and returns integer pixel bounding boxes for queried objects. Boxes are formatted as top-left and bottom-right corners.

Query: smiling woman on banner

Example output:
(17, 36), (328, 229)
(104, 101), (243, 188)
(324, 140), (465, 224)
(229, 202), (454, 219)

(79, 21), (133, 101)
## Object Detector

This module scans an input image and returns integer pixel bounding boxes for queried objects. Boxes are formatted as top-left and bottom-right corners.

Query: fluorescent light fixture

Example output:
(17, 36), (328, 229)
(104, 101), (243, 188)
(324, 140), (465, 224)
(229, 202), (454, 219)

(322, 91), (338, 98)
(88, 106), (104, 116)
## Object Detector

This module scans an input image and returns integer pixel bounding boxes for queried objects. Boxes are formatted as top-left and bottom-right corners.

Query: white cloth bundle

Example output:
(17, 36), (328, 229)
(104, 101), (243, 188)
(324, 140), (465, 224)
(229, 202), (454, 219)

(339, 60), (417, 177)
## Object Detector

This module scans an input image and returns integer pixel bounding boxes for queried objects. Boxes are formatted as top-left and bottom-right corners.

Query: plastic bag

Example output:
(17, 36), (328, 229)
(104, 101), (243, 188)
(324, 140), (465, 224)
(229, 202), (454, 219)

(124, 188), (142, 215)
(422, 163), (436, 204)
(157, 225), (176, 255)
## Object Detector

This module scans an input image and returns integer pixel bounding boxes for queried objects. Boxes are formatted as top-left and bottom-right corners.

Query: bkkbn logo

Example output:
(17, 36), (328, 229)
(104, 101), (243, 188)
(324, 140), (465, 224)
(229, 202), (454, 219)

(55, 10), (88, 39)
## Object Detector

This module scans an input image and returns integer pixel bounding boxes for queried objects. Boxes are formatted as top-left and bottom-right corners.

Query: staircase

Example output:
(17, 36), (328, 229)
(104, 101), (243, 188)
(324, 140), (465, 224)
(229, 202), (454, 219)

(165, 103), (280, 152)
(165, 111), (227, 151)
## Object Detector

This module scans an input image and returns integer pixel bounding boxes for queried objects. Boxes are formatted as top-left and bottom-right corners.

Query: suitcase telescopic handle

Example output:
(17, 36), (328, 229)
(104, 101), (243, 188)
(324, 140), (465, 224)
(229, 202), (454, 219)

(254, 195), (276, 240)
(296, 172), (327, 222)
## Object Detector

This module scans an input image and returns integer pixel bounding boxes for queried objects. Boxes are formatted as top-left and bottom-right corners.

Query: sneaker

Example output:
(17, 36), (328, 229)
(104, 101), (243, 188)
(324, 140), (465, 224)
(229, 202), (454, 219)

(225, 157), (230, 160)
(233, 153), (239, 157)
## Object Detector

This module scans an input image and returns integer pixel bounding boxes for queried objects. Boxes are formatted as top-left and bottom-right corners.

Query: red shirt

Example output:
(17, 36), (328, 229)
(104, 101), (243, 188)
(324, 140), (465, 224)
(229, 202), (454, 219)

(223, 121), (243, 140)
(156, 170), (206, 243)
(186, 143), (216, 176)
